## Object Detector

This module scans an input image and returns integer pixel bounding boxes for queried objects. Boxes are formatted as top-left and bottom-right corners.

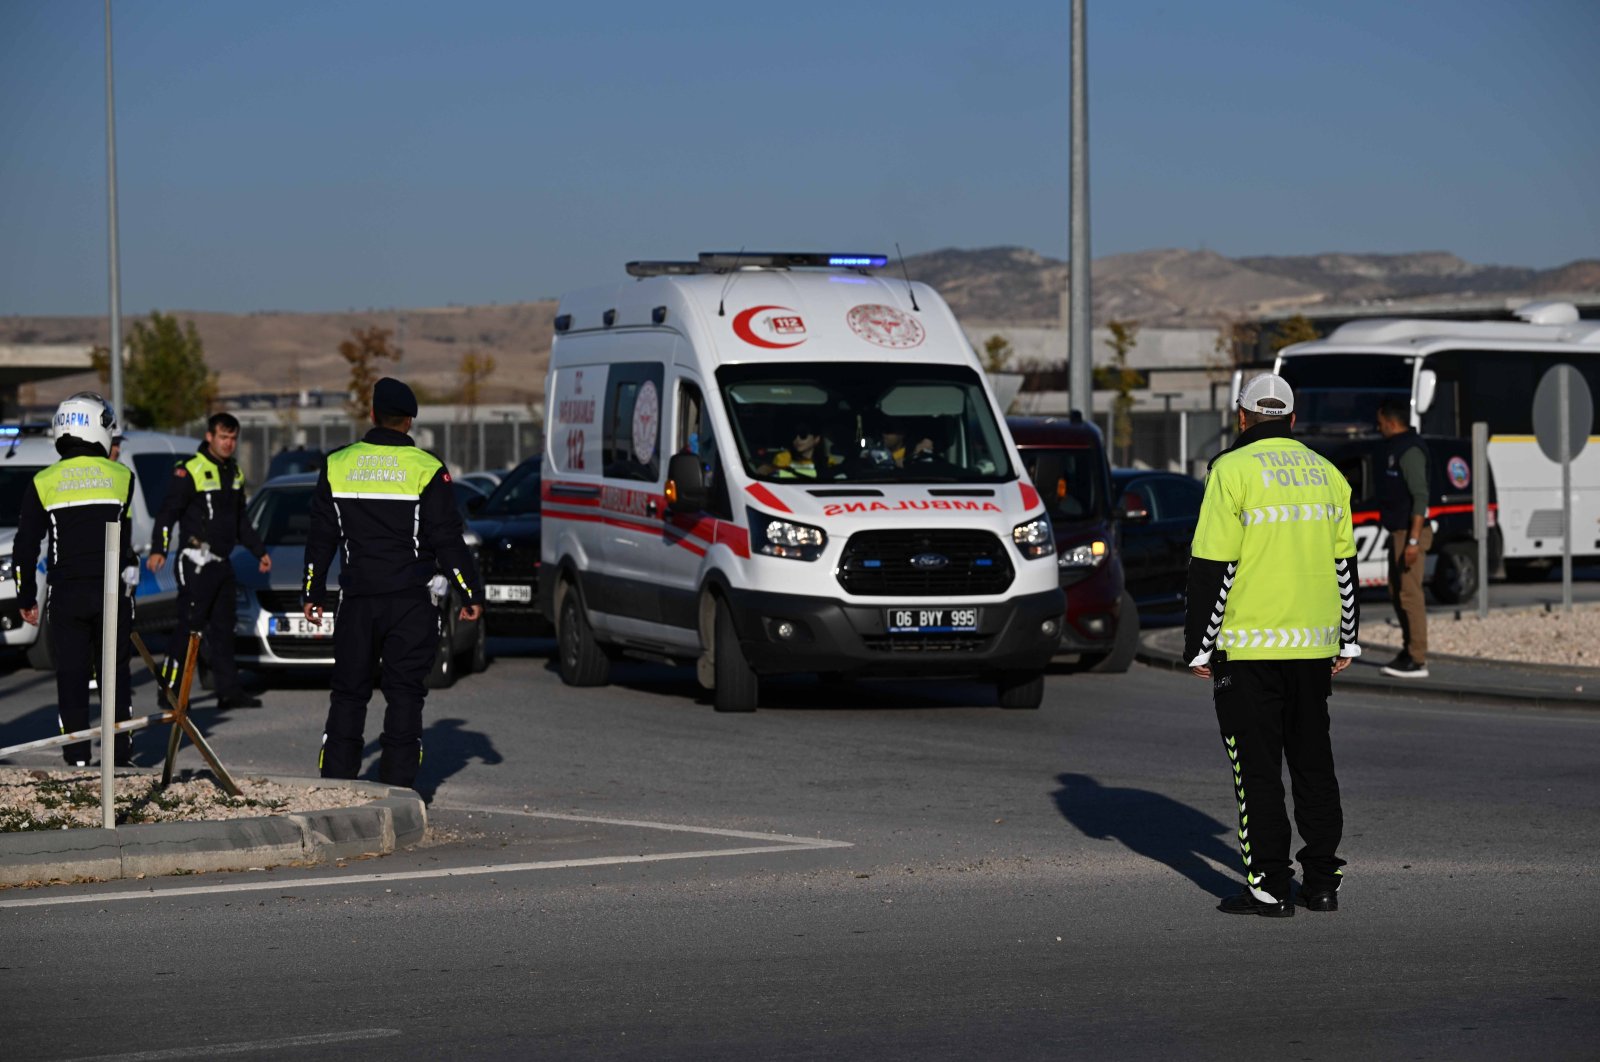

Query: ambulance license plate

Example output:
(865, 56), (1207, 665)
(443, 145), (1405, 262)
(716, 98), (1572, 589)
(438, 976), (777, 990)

(884, 607), (981, 633)
(271, 614), (335, 638)
(486, 584), (532, 603)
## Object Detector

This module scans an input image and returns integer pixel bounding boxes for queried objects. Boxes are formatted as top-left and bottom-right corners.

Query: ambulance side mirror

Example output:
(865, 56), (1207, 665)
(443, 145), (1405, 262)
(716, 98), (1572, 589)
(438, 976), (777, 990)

(666, 453), (707, 514)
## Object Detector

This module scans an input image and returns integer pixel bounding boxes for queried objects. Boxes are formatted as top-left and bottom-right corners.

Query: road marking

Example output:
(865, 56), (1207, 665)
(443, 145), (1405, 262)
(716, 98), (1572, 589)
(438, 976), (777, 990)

(0, 809), (852, 910)
(56, 1028), (400, 1061)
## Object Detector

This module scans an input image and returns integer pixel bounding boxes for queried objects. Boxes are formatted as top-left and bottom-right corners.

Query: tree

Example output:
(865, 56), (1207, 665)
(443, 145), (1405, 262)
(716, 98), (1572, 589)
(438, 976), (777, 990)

(120, 311), (217, 429)
(981, 334), (1014, 373)
(1268, 313), (1320, 354)
(339, 326), (402, 421)
(456, 349), (497, 413)
(1208, 316), (1259, 383)
(1094, 318), (1145, 465)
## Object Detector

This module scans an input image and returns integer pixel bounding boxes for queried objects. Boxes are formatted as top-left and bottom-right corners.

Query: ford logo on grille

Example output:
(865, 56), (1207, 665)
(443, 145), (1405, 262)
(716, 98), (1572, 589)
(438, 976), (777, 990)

(909, 552), (949, 570)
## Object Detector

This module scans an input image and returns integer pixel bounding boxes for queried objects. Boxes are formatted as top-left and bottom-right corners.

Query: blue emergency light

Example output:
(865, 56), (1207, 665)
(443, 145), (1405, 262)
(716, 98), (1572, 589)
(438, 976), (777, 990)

(827, 255), (889, 268)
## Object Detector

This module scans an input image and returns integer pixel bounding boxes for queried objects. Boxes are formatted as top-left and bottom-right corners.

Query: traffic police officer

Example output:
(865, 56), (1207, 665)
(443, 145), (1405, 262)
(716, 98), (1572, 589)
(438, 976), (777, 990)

(148, 411), (271, 708)
(11, 393), (140, 766)
(1184, 373), (1361, 917)
(302, 377), (482, 788)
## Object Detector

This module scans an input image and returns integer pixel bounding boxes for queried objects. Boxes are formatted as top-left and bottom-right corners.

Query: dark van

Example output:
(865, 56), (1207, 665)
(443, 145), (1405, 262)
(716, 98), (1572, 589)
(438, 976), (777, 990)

(1008, 417), (1139, 672)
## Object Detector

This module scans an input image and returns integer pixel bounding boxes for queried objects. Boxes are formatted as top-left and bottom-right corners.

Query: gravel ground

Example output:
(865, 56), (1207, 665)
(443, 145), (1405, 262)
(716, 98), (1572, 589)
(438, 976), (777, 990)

(0, 770), (379, 832)
(1361, 601), (1600, 667)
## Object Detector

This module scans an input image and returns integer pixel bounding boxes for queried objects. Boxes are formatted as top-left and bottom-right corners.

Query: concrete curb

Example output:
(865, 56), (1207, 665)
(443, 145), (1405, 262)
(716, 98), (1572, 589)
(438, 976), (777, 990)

(1135, 632), (1600, 710)
(0, 773), (426, 888)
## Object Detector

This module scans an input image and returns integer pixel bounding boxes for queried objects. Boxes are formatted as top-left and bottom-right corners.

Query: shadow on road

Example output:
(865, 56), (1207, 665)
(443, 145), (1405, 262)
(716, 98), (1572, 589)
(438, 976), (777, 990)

(1051, 772), (1239, 898)
(361, 716), (503, 801)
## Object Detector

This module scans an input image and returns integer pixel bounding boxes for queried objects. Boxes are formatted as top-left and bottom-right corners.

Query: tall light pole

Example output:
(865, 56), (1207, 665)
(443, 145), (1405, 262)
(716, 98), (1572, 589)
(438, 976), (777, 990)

(104, 0), (125, 426)
(1068, 0), (1093, 420)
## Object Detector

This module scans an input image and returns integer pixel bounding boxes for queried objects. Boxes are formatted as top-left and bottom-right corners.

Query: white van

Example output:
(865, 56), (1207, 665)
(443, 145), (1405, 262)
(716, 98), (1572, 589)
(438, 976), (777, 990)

(1, 426), (197, 667)
(539, 252), (1066, 710)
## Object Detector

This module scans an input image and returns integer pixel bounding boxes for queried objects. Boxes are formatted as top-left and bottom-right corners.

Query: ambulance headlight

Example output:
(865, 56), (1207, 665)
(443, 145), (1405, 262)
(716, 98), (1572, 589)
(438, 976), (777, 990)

(1012, 518), (1055, 560)
(1057, 541), (1107, 568)
(749, 509), (827, 562)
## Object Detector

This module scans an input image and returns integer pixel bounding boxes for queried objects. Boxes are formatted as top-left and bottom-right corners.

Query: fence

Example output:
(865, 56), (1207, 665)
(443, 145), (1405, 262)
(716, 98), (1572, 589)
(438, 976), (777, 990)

(1096, 409), (1234, 477)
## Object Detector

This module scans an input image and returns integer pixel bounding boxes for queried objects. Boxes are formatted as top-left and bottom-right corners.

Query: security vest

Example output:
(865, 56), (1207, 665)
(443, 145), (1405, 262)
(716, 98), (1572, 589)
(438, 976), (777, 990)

(33, 456), (133, 512)
(1191, 434), (1355, 659)
(325, 443), (443, 500)
(31, 457), (135, 583)
(152, 445), (261, 559)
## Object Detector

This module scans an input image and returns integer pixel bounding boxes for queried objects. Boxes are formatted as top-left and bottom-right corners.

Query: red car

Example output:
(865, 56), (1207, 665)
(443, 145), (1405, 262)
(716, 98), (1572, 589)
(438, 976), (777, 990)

(1008, 416), (1139, 672)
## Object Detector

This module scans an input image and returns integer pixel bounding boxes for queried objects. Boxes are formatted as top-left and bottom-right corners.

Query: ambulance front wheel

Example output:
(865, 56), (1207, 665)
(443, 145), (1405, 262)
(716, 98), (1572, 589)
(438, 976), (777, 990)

(996, 670), (1045, 709)
(557, 581), (611, 688)
(712, 596), (759, 712)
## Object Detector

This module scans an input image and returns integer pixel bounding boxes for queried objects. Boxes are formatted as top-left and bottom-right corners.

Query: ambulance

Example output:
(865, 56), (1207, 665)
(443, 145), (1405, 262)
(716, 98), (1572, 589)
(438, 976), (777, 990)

(539, 252), (1066, 711)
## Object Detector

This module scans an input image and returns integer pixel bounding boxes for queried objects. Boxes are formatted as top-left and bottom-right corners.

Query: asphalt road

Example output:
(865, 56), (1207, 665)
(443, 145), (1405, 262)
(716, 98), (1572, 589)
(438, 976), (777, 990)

(1, 641), (1597, 1061)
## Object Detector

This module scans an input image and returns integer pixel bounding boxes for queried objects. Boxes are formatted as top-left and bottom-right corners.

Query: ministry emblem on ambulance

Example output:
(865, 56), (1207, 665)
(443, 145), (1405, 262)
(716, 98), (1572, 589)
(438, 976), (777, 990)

(847, 304), (924, 349)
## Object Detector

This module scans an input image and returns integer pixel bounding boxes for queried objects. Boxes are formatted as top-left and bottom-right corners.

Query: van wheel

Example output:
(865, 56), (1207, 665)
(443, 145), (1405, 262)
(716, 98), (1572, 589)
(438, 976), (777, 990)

(425, 611), (457, 689)
(26, 610), (54, 670)
(1431, 542), (1478, 604)
(557, 583), (610, 687)
(1084, 591), (1140, 674)
(996, 670), (1045, 709)
(712, 596), (759, 712)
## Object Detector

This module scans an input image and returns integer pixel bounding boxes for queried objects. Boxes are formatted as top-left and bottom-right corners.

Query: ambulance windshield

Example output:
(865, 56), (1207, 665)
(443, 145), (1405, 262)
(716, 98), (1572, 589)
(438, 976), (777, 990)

(716, 364), (1014, 483)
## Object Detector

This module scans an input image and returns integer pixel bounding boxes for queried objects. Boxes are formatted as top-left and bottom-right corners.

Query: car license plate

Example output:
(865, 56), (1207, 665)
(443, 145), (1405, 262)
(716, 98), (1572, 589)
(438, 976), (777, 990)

(486, 584), (532, 603)
(270, 614), (335, 638)
(884, 607), (981, 633)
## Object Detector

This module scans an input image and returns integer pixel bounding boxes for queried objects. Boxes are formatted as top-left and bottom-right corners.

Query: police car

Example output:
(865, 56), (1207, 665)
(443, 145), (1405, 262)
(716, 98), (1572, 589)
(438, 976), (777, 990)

(1, 425), (196, 667)
(540, 252), (1066, 711)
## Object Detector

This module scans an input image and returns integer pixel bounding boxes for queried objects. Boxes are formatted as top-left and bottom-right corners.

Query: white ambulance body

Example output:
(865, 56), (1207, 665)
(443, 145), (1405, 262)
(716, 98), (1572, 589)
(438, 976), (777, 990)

(539, 253), (1066, 710)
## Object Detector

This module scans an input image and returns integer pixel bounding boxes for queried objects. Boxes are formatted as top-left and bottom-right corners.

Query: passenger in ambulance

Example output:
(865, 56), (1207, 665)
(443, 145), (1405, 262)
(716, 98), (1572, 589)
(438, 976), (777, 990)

(760, 419), (843, 479)
(854, 414), (935, 473)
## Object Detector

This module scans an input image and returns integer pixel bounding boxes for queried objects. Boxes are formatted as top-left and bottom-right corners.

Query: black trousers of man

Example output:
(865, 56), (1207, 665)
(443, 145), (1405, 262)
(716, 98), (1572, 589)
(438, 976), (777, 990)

(1212, 654), (1345, 902)
(163, 556), (240, 697)
(320, 590), (438, 789)
(50, 579), (133, 766)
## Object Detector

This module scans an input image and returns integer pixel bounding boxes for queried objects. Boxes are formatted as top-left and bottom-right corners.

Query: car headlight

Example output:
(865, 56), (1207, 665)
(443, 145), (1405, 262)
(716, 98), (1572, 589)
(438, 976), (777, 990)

(749, 508), (827, 561)
(1058, 540), (1108, 568)
(0, 556), (13, 580)
(1012, 518), (1055, 560)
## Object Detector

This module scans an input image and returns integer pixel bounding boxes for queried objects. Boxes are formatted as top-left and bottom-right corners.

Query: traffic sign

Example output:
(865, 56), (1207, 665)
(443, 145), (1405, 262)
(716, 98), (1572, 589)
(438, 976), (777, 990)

(1532, 364), (1593, 463)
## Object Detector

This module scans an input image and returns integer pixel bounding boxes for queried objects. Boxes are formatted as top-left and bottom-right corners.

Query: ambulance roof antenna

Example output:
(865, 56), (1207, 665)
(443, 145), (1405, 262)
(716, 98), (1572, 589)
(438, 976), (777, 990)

(717, 246), (746, 317)
(895, 243), (920, 312)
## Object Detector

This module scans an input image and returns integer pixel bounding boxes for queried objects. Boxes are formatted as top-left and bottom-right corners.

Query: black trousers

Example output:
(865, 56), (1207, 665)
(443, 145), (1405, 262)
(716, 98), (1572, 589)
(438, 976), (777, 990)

(320, 591), (438, 788)
(49, 580), (133, 766)
(1212, 654), (1345, 901)
(163, 556), (240, 696)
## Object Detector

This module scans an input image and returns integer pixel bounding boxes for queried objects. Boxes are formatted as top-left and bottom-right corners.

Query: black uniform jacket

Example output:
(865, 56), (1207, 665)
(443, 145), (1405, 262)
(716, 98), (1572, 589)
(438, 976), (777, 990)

(303, 427), (483, 606)
(11, 437), (137, 610)
(150, 441), (268, 561)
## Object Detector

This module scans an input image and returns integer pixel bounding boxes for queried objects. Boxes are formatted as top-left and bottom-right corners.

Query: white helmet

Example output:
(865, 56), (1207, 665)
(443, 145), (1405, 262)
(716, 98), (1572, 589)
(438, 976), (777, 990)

(53, 391), (117, 453)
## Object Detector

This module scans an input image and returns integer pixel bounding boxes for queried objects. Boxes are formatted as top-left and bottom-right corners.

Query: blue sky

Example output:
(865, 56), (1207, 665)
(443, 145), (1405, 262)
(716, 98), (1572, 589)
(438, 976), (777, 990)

(1, 0), (1596, 315)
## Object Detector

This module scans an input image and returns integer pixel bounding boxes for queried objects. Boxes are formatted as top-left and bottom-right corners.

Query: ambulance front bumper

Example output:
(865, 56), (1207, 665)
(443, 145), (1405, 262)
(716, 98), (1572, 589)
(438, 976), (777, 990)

(724, 586), (1066, 677)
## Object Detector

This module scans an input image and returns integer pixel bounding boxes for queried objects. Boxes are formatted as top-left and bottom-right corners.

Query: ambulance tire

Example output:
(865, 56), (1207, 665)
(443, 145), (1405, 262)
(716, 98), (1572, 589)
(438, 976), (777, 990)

(996, 670), (1045, 710)
(26, 610), (54, 670)
(712, 597), (759, 712)
(1084, 591), (1140, 674)
(557, 582), (611, 688)
(1430, 542), (1478, 604)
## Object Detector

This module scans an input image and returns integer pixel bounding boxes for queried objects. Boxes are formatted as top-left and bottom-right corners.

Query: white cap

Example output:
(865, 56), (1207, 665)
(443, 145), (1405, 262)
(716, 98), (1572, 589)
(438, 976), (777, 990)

(1238, 373), (1294, 416)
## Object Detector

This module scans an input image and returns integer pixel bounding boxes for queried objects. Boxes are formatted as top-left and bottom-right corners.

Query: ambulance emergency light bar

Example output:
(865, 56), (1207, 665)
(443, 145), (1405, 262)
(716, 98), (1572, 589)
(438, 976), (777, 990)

(626, 252), (889, 277)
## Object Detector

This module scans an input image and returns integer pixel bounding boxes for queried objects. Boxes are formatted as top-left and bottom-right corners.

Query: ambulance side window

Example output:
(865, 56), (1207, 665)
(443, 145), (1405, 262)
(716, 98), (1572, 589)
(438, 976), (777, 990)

(602, 362), (664, 483)
(675, 380), (731, 519)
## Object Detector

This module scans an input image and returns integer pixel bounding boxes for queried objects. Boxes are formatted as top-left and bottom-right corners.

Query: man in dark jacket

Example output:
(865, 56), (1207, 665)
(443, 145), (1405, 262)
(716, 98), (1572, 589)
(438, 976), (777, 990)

(148, 412), (271, 708)
(1376, 398), (1431, 678)
(12, 393), (139, 766)
(302, 378), (483, 788)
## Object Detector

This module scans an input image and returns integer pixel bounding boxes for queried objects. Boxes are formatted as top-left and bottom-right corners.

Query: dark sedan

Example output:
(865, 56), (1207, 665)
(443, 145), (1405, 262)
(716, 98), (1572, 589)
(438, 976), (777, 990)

(1112, 469), (1205, 624)
(467, 457), (546, 636)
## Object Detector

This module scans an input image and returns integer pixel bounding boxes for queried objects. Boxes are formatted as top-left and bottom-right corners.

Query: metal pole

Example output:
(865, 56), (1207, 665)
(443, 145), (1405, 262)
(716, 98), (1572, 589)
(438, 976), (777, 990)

(103, 0), (125, 426)
(100, 521), (120, 828)
(477, 415), (486, 471)
(1472, 421), (1489, 619)
(1560, 366), (1572, 612)
(1179, 411), (1189, 477)
(1067, 0), (1093, 418)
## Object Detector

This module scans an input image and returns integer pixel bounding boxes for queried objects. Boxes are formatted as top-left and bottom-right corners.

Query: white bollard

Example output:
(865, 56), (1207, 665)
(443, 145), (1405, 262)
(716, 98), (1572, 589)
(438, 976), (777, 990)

(101, 520), (119, 829)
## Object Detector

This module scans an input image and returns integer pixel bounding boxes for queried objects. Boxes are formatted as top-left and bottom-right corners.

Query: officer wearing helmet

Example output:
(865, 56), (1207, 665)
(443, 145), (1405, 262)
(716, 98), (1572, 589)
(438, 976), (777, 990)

(302, 378), (483, 789)
(10, 393), (140, 766)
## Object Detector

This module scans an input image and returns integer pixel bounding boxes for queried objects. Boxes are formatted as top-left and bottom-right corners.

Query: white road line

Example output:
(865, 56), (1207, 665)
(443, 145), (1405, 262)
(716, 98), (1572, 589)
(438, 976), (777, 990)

(57, 1028), (401, 1061)
(0, 810), (852, 910)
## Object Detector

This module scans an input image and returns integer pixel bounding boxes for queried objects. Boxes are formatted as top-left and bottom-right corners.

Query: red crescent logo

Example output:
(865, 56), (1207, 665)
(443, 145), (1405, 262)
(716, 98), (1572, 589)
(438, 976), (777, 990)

(732, 305), (806, 349)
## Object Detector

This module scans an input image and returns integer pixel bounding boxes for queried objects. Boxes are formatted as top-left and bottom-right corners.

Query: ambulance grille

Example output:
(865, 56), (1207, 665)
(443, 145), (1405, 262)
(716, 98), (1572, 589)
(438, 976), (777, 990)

(836, 529), (1013, 597)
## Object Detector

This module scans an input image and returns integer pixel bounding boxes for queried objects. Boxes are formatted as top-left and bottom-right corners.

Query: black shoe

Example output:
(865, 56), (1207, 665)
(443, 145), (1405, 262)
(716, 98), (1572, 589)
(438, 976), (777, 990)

(1381, 656), (1429, 679)
(1218, 891), (1294, 917)
(1296, 888), (1339, 912)
(217, 691), (263, 709)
